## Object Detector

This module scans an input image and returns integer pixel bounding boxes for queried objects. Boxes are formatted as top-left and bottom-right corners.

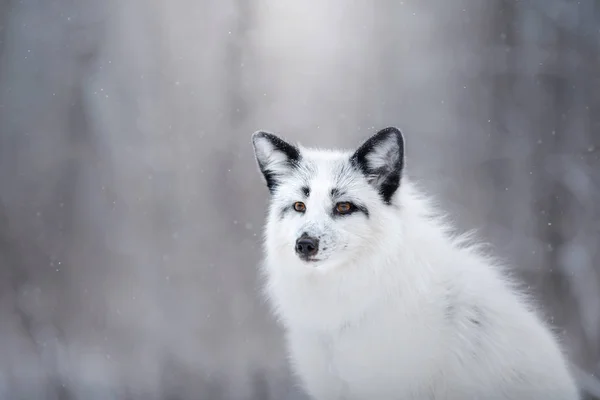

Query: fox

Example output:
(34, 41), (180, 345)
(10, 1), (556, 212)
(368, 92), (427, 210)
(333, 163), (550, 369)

(251, 127), (580, 400)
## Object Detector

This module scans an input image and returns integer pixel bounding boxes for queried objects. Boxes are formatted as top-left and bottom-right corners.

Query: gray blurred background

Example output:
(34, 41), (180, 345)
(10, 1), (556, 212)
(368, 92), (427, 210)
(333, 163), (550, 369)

(0, 0), (599, 399)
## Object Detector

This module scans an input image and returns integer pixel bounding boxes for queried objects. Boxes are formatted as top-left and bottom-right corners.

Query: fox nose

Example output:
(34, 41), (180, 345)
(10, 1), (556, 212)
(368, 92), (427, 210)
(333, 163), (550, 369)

(295, 235), (319, 258)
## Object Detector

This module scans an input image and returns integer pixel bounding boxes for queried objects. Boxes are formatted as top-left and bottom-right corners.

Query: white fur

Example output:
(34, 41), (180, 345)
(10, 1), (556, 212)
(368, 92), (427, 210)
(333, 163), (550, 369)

(253, 132), (579, 400)
(253, 135), (292, 177)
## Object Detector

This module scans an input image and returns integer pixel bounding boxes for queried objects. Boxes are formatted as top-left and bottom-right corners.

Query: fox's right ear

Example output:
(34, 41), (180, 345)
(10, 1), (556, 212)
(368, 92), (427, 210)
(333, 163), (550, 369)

(252, 131), (301, 194)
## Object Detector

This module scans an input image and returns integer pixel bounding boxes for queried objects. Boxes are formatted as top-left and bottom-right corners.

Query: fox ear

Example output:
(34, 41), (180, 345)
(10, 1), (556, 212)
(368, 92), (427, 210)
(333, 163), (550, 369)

(350, 127), (405, 204)
(252, 131), (301, 194)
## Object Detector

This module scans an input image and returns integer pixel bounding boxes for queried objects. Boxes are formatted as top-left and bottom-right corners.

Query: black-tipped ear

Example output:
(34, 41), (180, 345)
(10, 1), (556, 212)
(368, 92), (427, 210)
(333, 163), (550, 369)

(350, 127), (405, 204)
(252, 131), (301, 194)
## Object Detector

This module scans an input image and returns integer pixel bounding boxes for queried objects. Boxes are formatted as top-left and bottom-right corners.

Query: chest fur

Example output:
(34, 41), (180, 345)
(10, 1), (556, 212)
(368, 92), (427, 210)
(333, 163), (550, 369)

(286, 308), (445, 400)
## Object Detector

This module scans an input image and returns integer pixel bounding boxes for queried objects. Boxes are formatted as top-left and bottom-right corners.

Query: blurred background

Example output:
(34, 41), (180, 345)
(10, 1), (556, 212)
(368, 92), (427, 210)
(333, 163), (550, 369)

(0, 0), (599, 399)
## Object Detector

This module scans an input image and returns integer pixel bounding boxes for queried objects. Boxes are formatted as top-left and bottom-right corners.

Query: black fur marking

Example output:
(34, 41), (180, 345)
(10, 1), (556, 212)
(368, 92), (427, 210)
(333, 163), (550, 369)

(279, 203), (306, 219)
(467, 306), (483, 327)
(350, 127), (404, 204)
(278, 205), (291, 220)
(444, 296), (484, 328)
(261, 169), (282, 194)
(252, 131), (301, 194)
(330, 187), (346, 198)
(331, 202), (369, 218)
(355, 204), (370, 217)
(302, 186), (310, 197)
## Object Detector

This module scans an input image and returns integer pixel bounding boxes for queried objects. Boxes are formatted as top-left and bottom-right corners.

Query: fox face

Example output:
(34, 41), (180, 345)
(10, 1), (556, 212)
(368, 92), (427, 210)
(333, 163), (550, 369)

(252, 127), (405, 269)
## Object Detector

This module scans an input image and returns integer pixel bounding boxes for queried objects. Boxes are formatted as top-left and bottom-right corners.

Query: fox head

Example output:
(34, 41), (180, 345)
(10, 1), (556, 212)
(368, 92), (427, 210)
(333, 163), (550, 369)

(252, 127), (405, 270)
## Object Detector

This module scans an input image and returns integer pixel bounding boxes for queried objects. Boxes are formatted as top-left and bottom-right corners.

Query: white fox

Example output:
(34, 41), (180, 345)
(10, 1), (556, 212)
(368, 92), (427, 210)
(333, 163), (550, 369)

(251, 127), (579, 400)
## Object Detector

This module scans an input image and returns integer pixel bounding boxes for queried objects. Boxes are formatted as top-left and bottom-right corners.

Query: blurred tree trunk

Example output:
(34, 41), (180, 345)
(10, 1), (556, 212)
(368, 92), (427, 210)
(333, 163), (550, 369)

(483, 1), (600, 397)
(528, 0), (600, 378)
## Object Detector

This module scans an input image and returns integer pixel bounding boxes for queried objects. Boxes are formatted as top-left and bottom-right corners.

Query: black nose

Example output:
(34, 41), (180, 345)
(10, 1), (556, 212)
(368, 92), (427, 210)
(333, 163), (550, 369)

(295, 236), (319, 258)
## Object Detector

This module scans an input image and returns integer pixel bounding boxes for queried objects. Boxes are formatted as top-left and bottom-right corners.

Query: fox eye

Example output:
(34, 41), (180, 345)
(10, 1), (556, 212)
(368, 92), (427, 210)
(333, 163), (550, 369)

(293, 202), (306, 212)
(335, 202), (353, 215)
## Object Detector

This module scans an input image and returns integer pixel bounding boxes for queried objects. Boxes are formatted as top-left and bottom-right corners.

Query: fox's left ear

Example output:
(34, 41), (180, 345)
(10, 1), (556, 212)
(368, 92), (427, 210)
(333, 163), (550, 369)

(252, 131), (301, 194)
(350, 127), (405, 204)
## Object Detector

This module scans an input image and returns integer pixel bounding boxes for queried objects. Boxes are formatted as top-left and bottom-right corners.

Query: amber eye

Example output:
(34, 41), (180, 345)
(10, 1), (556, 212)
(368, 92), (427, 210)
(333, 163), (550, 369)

(335, 202), (352, 214)
(293, 202), (306, 212)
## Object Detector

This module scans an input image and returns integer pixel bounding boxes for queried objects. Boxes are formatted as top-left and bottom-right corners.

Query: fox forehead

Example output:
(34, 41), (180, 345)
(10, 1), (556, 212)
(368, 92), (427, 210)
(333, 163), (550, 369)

(279, 152), (363, 200)
(300, 147), (352, 162)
